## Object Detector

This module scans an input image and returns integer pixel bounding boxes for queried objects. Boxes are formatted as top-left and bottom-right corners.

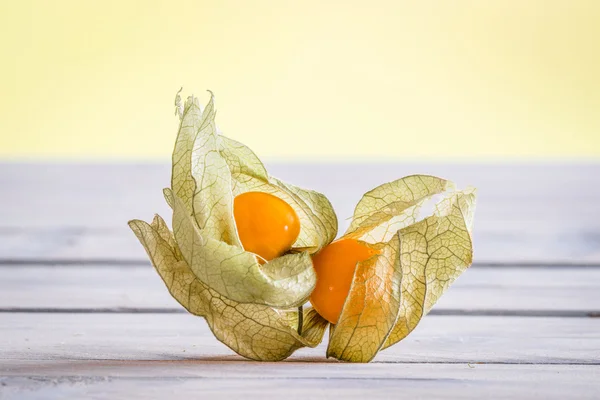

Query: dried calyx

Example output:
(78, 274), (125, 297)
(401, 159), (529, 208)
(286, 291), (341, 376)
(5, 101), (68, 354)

(129, 91), (476, 363)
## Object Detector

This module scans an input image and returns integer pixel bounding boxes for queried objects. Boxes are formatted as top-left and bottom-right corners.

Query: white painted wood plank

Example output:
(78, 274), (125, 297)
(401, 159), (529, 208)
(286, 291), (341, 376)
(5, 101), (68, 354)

(2, 163), (598, 400)
(4, 227), (599, 264)
(1, 265), (598, 312)
(1, 163), (599, 263)
(1, 314), (599, 364)
(1, 363), (599, 400)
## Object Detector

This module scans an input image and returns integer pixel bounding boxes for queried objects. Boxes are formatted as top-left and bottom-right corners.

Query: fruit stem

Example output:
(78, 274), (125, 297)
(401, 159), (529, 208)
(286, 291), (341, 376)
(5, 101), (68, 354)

(297, 305), (303, 335)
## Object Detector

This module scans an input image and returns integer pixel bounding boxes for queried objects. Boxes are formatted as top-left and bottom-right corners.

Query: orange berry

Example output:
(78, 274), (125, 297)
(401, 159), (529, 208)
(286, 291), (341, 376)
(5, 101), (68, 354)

(233, 191), (301, 262)
(310, 239), (379, 324)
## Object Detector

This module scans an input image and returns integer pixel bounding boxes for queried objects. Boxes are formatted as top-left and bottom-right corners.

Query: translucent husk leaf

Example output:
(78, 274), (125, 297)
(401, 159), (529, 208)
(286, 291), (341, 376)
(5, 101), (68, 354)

(129, 90), (336, 361)
(383, 188), (476, 349)
(345, 175), (453, 244)
(326, 176), (476, 362)
(169, 188), (316, 309)
(272, 177), (338, 249)
(172, 92), (337, 254)
(171, 93), (240, 247)
(129, 215), (328, 361)
(219, 137), (337, 253)
(166, 91), (334, 307)
(171, 95), (203, 214)
(218, 135), (269, 182)
(326, 234), (402, 362)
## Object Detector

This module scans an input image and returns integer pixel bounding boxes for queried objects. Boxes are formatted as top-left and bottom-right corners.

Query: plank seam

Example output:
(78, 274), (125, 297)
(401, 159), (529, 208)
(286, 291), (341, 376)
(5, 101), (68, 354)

(1, 259), (599, 268)
(1, 308), (598, 318)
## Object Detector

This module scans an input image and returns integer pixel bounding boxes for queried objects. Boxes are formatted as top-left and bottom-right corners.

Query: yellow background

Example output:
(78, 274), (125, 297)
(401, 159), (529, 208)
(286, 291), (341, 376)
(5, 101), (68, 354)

(1, 0), (598, 161)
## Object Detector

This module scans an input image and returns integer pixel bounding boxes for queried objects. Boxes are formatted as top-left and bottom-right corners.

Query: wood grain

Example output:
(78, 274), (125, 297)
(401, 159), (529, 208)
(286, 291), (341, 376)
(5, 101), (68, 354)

(1, 163), (599, 263)
(2, 363), (598, 400)
(1, 265), (598, 313)
(1, 314), (599, 364)
(4, 228), (599, 265)
(1, 162), (599, 399)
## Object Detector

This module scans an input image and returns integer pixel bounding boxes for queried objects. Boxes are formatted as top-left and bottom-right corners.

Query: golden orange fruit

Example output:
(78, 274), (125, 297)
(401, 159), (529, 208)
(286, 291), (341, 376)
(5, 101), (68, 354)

(233, 191), (301, 262)
(310, 239), (379, 324)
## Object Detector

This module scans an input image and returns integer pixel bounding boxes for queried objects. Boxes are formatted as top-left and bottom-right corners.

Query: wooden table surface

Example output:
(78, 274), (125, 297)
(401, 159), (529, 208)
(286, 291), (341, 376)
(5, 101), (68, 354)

(1, 162), (599, 399)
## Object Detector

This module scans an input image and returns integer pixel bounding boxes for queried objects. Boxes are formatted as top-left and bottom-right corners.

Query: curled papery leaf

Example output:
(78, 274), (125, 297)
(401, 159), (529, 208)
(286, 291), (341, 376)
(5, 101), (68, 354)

(383, 189), (476, 349)
(327, 235), (402, 362)
(171, 95), (205, 213)
(272, 177), (338, 249)
(326, 176), (476, 362)
(345, 175), (453, 244)
(218, 135), (269, 182)
(129, 91), (336, 361)
(129, 216), (328, 361)
(170, 91), (337, 254)
(169, 188), (316, 309)
(219, 137), (338, 253)
(171, 93), (240, 247)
